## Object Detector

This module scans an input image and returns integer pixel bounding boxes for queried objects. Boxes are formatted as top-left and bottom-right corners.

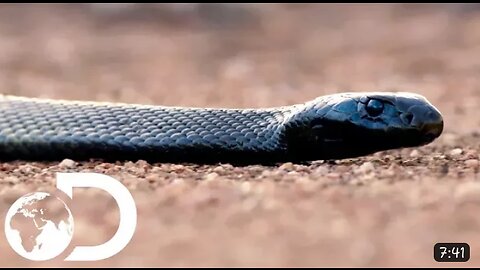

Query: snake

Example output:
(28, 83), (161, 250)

(0, 92), (443, 164)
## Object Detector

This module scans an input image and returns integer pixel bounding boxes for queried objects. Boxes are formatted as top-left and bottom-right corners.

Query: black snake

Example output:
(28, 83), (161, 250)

(0, 92), (443, 164)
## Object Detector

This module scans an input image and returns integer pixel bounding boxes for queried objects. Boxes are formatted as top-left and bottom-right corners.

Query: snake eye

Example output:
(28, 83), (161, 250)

(365, 99), (384, 117)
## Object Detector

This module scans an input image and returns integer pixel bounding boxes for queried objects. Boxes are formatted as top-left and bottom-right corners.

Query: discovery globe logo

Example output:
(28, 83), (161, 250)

(4, 173), (137, 261)
(5, 192), (74, 261)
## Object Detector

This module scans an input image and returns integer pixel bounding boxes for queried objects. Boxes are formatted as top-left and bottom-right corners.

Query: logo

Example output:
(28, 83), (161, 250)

(4, 173), (137, 261)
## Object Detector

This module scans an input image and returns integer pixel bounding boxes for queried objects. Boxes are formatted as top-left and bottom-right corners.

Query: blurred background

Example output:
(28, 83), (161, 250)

(0, 3), (479, 135)
(0, 4), (479, 267)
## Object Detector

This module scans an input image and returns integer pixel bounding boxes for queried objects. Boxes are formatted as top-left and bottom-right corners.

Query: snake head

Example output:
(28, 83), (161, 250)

(284, 92), (444, 160)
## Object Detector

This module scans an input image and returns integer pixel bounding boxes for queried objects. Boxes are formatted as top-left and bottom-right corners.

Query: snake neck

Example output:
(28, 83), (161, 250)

(147, 106), (293, 158)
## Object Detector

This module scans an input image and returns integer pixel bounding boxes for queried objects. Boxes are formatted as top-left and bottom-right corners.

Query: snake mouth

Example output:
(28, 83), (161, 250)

(421, 127), (442, 144)
(421, 133), (437, 144)
(419, 119), (444, 144)
(300, 118), (444, 160)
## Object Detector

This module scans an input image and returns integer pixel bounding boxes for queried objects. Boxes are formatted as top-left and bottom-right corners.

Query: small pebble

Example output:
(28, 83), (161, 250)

(326, 173), (341, 179)
(279, 162), (294, 171)
(213, 166), (224, 173)
(18, 164), (37, 174)
(95, 163), (113, 170)
(170, 164), (185, 172)
(59, 159), (76, 169)
(293, 164), (309, 171)
(124, 161), (136, 168)
(145, 174), (159, 182)
(222, 164), (234, 170)
(287, 171), (300, 177)
(314, 166), (329, 175)
(135, 160), (150, 167)
(449, 148), (463, 157)
(409, 149), (420, 158)
(356, 162), (375, 174)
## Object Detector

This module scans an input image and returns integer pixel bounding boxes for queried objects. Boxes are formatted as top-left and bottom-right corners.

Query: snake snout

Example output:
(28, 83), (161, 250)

(421, 119), (443, 142)
(399, 102), (443, 144)
(417, 106), (444, 143)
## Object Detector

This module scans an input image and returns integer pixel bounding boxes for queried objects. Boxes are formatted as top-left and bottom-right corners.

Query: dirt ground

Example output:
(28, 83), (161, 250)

(0, 4), (479, 267)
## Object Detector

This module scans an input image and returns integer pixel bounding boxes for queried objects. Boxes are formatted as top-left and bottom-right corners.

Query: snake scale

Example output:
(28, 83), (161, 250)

(0, 92), (443, 164)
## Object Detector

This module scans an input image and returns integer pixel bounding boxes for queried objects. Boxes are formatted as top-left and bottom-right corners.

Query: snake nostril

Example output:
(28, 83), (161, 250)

(404, 113), (414, 125)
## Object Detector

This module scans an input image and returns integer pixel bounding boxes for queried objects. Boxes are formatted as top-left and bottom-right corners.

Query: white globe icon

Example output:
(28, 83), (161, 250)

(4, 192), (74, 261)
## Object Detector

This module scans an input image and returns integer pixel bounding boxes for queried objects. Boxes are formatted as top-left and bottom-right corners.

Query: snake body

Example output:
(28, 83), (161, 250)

(0, 92), (443, 164)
